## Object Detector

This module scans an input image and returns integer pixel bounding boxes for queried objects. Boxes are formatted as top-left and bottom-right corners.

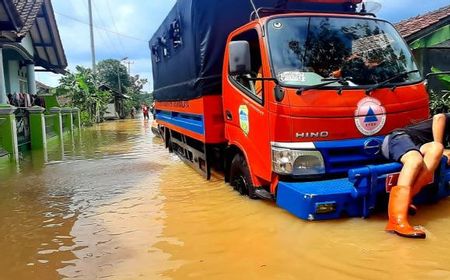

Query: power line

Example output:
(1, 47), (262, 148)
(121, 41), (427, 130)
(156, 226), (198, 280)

(54, 11), (148, 43)
(106, 0), (127, 57)
(92, 0), (124, 57)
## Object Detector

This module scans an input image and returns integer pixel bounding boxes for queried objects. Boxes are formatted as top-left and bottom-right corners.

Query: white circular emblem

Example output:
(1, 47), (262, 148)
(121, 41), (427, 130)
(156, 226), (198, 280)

(354, 97), (386, 136)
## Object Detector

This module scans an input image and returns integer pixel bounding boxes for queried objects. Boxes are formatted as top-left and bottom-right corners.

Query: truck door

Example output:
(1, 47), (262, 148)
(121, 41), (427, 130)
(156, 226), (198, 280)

(223, 27), (271, 184)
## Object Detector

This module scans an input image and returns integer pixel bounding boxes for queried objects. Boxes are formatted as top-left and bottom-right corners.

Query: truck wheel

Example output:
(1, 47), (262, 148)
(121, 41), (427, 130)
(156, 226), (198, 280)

(164, 128), (173, 153)
(229, 154), (257, 199)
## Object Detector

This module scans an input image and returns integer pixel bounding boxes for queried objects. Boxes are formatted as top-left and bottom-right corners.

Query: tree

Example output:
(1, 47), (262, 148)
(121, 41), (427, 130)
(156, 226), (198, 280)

(96, 59), (152, 117)
(57, 66), (112, 126)
(96, 59), (131, 94)
(119, 75), (150, 116)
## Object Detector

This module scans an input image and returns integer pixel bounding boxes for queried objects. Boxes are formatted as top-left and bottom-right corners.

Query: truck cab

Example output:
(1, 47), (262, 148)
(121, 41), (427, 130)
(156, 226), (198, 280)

(151, 0), (450, 220)
(223, 11), (436, 218)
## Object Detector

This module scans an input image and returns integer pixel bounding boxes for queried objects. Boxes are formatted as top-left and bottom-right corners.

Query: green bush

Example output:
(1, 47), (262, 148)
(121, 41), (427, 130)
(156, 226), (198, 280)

(80, 111), (93, 126)
(429, 67), (450, 115)
(429, 90), (450, 115)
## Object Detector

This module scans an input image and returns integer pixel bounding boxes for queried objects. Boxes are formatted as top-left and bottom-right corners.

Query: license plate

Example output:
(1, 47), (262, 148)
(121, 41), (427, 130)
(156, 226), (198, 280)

(385, 172), (400, 193)
(385, 172), (435, 193)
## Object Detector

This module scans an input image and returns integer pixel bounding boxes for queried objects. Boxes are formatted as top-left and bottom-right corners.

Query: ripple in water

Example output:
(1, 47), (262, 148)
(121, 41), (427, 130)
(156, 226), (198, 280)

(1, 118), (450, 279)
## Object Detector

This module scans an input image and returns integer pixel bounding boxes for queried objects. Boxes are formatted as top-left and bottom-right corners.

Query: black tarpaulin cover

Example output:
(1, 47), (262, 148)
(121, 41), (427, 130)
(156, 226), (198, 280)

(150, 0), (356, 101)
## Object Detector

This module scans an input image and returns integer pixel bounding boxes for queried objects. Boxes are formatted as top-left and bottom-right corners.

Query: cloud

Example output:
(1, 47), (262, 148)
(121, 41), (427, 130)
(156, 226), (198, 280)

(39, 0), (175, 91)
(40, 0), (449, 92)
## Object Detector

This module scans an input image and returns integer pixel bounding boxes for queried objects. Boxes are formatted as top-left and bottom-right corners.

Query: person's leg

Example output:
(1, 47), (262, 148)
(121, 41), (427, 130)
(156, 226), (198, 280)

(410, 142), (444, 197)
(386, 150), (426, 238)
(397, 150), (424, 187)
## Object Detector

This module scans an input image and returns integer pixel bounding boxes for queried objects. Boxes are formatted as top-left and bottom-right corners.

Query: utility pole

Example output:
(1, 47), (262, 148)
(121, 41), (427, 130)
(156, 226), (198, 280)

(88, 0), (96, 73)
(117, 57), (128, 94)
(124, 60), (134, 76)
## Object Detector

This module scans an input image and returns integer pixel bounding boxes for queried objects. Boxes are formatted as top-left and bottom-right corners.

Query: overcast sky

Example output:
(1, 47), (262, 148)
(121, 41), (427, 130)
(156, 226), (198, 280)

(36, 0), (449, 92)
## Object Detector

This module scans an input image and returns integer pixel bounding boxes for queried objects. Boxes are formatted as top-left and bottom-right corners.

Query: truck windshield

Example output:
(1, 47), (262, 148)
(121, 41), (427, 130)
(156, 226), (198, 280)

(267, 16), (421, 88)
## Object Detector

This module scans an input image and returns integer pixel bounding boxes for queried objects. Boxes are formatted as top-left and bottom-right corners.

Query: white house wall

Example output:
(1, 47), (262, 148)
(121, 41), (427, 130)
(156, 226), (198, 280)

(8, 60), (20, 94)
(21, 34), (35, 57)
(7, 60), (28, 95)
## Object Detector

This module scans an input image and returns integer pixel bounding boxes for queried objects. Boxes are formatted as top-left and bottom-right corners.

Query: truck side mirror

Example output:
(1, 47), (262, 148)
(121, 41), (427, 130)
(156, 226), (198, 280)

(229, 41), (251, 76)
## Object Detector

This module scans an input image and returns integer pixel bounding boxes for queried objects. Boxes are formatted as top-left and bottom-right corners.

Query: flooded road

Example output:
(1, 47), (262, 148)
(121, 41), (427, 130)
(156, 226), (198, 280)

(2, 118), (450, 279)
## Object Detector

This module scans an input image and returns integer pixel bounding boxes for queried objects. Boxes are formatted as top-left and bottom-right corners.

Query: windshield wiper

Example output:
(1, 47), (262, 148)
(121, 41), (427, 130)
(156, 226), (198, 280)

(296, 77), (352, 95)
(365, 70), (420, 95)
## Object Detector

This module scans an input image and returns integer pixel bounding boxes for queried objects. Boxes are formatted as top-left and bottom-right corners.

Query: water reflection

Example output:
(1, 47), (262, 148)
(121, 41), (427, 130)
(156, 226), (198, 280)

(1, 118), (450, 279)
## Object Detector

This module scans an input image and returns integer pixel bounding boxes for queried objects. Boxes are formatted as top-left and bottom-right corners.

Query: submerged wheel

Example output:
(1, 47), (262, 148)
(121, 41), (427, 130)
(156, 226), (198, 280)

(229, 153), (257, 199)
(164, 128), (173, 153)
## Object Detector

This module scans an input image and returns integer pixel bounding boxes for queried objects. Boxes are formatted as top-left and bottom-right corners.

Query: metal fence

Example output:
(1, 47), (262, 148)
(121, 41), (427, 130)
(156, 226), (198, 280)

(15, 108), (30, 148)
(45, 115), (57, 139)
(62, 113), (69, 133)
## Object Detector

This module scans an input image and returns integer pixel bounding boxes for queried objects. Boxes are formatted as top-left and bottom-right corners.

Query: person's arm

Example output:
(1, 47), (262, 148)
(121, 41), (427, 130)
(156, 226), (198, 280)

(432, 113), (447, 144)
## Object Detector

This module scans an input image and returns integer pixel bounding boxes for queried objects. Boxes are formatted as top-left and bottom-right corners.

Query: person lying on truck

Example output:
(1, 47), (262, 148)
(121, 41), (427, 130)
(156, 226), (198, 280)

(381, 113), (450, 239)
(331, 53), (384, 84)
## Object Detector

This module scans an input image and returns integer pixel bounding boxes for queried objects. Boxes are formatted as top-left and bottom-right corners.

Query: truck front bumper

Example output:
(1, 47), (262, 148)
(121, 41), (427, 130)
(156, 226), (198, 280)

(276, 158), (450, 221)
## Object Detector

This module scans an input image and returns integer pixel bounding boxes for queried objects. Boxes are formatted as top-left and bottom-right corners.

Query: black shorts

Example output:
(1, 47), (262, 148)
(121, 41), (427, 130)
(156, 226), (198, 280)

(382, 132), (421, 162)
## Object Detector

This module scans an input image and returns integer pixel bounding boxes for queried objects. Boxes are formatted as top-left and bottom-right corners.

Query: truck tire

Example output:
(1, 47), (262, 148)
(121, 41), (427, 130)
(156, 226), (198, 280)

(164, 128), (173, 153)
(229, 153), (257, 199)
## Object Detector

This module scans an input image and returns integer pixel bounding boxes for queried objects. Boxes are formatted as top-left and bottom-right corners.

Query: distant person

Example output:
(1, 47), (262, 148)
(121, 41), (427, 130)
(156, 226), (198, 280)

(130, 107), (136, 119)
(142, 104), (150, 120)
(382, 113), (450, 239)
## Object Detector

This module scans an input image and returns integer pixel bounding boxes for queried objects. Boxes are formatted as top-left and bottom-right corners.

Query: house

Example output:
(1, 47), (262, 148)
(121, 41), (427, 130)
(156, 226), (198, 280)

(36, 80), (51, 94)
(98, 84), (129, 120)
(0, 0), (67, 105)
(395, 5), (450, 78)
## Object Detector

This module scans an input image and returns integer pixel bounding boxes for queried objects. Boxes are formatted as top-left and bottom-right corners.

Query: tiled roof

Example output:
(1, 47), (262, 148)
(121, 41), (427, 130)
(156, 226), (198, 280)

(395, 5), (450, 39)
(12, 0), (45, 37)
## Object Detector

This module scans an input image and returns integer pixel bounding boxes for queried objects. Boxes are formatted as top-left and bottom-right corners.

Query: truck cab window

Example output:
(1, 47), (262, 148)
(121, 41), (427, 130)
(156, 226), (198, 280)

(267, 17), (421, 88)
(230, 29), (263, 101)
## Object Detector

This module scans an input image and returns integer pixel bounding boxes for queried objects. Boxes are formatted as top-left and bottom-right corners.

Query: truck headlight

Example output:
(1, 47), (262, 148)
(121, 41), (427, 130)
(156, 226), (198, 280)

(272, 146), (325, 176)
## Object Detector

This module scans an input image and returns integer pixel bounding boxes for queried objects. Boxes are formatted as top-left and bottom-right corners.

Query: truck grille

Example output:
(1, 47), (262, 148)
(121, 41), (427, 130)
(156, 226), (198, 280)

(315, 137), (387, 175)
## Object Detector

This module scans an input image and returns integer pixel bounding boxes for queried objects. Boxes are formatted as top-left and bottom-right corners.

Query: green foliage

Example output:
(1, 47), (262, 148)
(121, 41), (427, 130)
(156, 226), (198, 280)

(57, 59), (150, 123)
(80, 111), (93, 127)
(429, 90), (450, 114)
(122, 75), (150, 115)
(57, 66), (112, 126)
(97, 59), (130, 93)
(431, 67), (450, 88)
(429, 67), (450, 115)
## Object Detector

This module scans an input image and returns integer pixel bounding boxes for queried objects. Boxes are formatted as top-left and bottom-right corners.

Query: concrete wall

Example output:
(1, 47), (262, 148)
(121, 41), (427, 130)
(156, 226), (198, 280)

(2, 33), (34, 96)
(8, 60), (19, 94)
(6, 60), (29, 95)
(7, 60), (23, 94)
(3, 58), (10, 94)
(21, 34), (34, 57)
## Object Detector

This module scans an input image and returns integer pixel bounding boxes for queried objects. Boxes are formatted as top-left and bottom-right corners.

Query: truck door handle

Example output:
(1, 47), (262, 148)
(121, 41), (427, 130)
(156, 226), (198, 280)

(226, 110), (232, 120)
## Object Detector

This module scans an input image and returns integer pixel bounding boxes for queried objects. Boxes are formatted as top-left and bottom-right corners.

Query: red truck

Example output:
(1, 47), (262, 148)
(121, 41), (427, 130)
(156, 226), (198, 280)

(150, 0), (450, 220)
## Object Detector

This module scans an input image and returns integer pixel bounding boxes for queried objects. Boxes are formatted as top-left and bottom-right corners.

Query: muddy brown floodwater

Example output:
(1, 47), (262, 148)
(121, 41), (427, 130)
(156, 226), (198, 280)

(2, 118), (450, 279)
